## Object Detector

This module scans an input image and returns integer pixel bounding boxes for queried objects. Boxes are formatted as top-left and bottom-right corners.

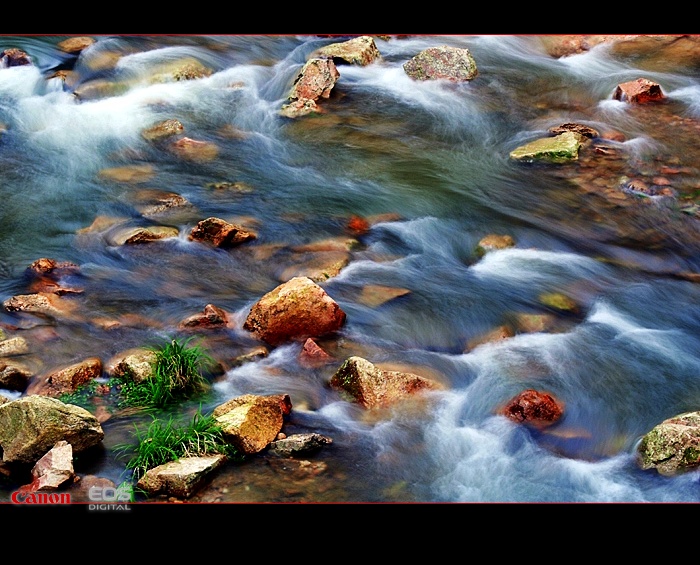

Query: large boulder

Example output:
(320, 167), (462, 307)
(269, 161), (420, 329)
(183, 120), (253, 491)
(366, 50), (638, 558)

(243, 276), (346, 346)
(0, 396), (104, 465)
(329, 356), (443, 409)
(403, 45), (478, 82)
(212, 394), (291, 455)
(637, 411), (700, 476)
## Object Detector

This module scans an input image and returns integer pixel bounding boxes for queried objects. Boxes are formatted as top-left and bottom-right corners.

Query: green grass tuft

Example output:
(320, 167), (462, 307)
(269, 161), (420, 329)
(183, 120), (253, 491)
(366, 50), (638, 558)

(114, 408), (242, 481)
(118, 336), (214, 409)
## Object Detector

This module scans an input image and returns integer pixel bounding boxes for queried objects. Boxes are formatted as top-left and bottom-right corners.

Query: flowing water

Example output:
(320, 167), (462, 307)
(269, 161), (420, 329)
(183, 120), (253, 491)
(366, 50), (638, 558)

(1, 34), (700, 503)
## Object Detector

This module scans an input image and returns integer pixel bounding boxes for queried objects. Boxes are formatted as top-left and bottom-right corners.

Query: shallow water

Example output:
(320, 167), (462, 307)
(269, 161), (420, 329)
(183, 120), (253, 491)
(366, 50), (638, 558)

(1, 35), (700, 503)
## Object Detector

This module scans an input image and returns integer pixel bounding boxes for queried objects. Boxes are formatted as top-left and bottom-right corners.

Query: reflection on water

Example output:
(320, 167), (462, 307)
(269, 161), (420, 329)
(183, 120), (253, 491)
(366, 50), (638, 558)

(1, 35), (700, 502)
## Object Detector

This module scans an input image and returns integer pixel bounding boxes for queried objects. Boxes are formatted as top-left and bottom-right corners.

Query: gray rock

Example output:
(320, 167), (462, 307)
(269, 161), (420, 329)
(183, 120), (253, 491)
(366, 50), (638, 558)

(0, 396), (104, 465)
(269, 433), (333, 456)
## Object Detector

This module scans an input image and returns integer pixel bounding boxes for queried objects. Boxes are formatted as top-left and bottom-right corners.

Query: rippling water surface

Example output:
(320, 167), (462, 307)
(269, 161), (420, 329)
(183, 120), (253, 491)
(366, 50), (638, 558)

(1, 35), (700, 503)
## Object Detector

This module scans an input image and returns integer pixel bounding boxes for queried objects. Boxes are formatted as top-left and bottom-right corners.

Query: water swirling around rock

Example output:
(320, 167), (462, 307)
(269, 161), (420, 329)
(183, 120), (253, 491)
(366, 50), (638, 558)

(1, 35), (700, 503)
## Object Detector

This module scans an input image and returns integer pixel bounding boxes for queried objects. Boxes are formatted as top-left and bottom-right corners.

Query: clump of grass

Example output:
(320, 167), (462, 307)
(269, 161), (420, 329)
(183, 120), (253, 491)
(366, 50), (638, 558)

(118, 336), (214, 409)
(114, 408), (242, 481)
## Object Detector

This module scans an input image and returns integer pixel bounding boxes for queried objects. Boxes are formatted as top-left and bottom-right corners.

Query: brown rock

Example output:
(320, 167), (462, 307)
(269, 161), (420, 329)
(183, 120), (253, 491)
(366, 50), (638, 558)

(226, 346), (269, 369)
(189, 217), (257, 248)
(269, 432), (333, 456)
(132, 189), (192, 219)
(0, 336), (29, 357)
(3, 292), (77, 320)
(1, 48), (32, 67)
(465, 325), (515, 351)
(178, 303), (230, 330)
(110, 225), (179, 245)
(329, 356), (442, 409)
(27, 258), (79, 276)
(243, 276), (346, 346)
(277, 250), (349, 283)
(538, 35), (636, 58)
(56, 37), (95, 54)
(142, 119), (184, 142)
(98, 164), (155, 184)
(512, 313), (558, 333)
(475, 234), (516, 256)
(312, 36), (382, 66)
(0, 359), (33, 391)
(106, 347), (157, 383)
(548, 123), (599, 139)
(169, 137), (219, 162)
(358, 284), (411, 308)
(212, 394), (288, 455)
(77, 215), (127, 234)
(150, 58), (213, 83)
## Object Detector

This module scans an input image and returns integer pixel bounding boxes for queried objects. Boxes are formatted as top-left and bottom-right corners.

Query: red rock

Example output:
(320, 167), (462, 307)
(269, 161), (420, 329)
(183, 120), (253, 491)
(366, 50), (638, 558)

(500, 389), (564, 428)
(27, 357), (103, 397)
(347, 215), (370, 235)
(613, 78), (665, 104)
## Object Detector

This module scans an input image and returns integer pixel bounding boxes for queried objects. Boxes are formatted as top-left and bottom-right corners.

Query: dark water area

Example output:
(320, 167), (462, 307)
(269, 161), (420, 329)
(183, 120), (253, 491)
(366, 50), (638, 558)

(1, 35), (700, 503)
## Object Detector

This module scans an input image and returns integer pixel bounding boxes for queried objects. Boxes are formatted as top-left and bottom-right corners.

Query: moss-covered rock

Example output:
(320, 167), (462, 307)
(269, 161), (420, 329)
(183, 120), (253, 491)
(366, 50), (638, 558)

(637, 411), (700, 476)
